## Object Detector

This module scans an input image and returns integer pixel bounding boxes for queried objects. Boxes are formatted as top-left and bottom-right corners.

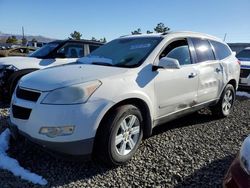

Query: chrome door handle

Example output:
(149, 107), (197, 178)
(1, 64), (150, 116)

(215, 68), (221, 73)
(188, 72), (197, 78)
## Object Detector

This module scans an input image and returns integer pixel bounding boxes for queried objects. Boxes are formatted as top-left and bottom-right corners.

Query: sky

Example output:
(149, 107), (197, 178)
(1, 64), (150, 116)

(0, 0), (249, 43)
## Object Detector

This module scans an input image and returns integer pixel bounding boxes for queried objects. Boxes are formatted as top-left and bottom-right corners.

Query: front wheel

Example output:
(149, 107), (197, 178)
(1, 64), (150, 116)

(211, 84), (235, 118)
(94, 105), (143, 166)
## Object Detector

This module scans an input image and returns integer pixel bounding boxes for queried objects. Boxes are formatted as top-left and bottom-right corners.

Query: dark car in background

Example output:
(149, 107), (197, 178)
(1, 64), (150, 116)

(0, 39), (103, 102)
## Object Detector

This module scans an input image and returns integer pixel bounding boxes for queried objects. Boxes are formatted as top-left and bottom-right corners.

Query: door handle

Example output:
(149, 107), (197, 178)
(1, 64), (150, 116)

(188, 72), (197, 78)
(215, 68), (221, 73)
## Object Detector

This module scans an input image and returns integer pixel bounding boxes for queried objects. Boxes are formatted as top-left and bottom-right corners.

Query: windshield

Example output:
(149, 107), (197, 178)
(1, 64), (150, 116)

(29, 42), (60, 58)
(87, 37), (162, 67)
(236, 49), (250, 61)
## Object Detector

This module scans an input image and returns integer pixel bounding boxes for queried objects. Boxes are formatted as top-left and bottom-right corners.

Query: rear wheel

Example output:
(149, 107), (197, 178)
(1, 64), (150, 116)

(211, 84), (235, 118)
(94, 105), (143, 166)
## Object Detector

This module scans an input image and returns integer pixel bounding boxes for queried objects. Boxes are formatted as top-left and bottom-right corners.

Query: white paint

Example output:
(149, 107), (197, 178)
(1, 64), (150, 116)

(0, 129), (48, 185)
(10, 31), (240, 156)
(237, 91), (250, 98)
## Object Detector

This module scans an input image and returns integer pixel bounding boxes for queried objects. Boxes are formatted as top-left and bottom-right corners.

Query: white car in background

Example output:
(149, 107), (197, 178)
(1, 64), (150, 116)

(236, 47), (250, 89)
(9, 31), (240, 166)
(0, 39), (103, 101)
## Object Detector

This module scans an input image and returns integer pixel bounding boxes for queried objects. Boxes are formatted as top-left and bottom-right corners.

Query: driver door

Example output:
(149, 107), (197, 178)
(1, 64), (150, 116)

(154, 38), (199, 118)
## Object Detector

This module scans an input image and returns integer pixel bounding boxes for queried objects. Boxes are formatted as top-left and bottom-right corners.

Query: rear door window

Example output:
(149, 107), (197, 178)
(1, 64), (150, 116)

(89, 45), (100, 53)
(57, 43), (85, 58)
(191, 38), (215, 63)
(210, 40), (231, 60)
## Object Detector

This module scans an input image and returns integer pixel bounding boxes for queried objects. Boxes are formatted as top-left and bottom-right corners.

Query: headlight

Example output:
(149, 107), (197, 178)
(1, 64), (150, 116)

(39, 126), (75, 138)
(41, 80), (102, 105)
(240, 136), (250, 175)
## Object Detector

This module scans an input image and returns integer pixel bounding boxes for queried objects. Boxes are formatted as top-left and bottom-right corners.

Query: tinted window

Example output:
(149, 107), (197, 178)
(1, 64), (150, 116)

(89, 45), (100, 52)
(236, 49), (250, 61)
(210, 40), (231, 60)
(192, 38), (215, 62)
(160, 39), (192, 65)
(57, 43), (85, 58)
(29, 42), (60, 58)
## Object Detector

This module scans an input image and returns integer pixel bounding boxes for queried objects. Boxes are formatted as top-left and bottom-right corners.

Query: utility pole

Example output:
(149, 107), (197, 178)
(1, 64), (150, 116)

(223, 33), (227, 42)
(22, 26), (26, 46)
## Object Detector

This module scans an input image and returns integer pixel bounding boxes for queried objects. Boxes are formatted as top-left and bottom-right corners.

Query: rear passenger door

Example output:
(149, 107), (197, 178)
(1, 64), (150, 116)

(191, 38), (224, 103)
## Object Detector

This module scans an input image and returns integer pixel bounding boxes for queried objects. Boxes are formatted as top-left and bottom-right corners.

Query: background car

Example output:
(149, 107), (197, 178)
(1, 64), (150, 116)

(223, 135), (250, 188)
(0, 47), (37, 57)
(0, 39), (103, 102)
(236, 47), (250, 89)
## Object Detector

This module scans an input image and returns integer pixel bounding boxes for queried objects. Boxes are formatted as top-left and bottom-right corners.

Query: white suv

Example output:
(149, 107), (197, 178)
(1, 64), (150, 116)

(9, 32), (240, 166)
(236, 47), (250, 88)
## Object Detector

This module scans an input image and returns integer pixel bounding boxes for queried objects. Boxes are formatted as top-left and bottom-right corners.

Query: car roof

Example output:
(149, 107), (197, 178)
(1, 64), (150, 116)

(49, 39), (104, 45)
(120, 31), (223, 43)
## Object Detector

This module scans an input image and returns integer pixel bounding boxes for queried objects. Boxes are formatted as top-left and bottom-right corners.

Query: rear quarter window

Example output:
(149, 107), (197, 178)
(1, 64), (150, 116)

(210, 40), (231, 60)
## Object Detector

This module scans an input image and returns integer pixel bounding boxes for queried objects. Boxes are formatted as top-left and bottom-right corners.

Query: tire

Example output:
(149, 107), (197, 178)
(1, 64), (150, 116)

(93, 104), (143, 166)
(211, 84), (235, 118)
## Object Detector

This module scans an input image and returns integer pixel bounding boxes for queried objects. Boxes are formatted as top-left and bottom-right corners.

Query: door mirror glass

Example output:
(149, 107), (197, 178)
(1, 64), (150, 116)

(158, 57), (181, 69)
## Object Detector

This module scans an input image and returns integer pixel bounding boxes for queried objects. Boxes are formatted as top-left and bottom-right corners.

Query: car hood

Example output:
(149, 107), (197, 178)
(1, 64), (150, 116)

(0, 56), (41, 69)
(19, 64), (128, 91)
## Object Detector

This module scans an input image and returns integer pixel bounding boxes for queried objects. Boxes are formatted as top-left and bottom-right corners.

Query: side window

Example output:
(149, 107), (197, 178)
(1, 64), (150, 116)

(89, 45), (100, 53)
(57, 43), (85, 58)
(160, 39), (192, 65)
(210, 40), (231, 60)
(192, 38), (215, 63)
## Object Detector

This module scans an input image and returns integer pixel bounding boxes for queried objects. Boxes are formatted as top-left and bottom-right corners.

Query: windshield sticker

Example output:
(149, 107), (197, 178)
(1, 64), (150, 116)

(130, 44), (151, 50)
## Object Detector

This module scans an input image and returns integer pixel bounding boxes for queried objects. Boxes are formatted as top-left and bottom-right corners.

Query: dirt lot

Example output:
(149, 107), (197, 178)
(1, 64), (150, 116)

(0, 93), (249, 188)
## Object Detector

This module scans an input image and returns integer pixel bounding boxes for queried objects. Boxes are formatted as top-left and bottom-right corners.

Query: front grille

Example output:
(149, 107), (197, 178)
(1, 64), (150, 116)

(12, 105), (32, 120)
(16, 87), (41, 102)
(240, 69), (250, 78)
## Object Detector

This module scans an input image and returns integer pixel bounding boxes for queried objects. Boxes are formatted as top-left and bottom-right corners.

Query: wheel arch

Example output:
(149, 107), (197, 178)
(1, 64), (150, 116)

(95, 97), (153, 142)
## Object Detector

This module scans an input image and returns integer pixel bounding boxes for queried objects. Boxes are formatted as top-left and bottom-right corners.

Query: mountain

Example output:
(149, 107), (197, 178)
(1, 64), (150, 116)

(0, 32), (58, 43)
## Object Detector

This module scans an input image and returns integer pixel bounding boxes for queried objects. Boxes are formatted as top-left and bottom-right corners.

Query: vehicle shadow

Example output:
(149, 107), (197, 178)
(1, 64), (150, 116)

(174, 154), (236, 188)
(152, 109), (215, 137)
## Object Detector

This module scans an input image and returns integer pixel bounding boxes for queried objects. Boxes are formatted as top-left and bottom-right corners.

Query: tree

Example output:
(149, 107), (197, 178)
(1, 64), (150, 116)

(146, 30), (153, 34)
(70, 31), (82, 40)
(131, 28), (142, 35)
(6, 36), (18, 44)
(100, 37), (106, 43)
(154, 23), (170, 33)
(91, 37), (97, 41)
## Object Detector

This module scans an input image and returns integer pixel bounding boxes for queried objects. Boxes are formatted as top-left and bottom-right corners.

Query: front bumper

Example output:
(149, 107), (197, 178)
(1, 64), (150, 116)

(239, 68), (250, 88)
(8, 119), (94, 157)
(223, 155), (250, 188)
(10, 87), (114, 156)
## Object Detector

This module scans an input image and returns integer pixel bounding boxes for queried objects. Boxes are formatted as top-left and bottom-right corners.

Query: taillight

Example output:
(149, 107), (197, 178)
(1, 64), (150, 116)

(237, 60), (241, 65)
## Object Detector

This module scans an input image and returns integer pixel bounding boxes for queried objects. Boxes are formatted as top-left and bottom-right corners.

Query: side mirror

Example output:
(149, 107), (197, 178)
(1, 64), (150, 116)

(153, 57), (181, 71)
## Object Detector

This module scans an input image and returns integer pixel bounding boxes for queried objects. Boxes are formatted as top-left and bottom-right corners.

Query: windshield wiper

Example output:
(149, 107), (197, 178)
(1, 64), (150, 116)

(91, 62), (113, 66)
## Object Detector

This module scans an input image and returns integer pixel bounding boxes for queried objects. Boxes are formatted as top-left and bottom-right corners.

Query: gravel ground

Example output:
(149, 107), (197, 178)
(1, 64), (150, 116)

(0, 94), (249, 188)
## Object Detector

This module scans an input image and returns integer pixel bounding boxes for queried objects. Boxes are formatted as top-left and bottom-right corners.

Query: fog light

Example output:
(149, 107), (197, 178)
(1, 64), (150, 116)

(39, 126), (75, 138)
